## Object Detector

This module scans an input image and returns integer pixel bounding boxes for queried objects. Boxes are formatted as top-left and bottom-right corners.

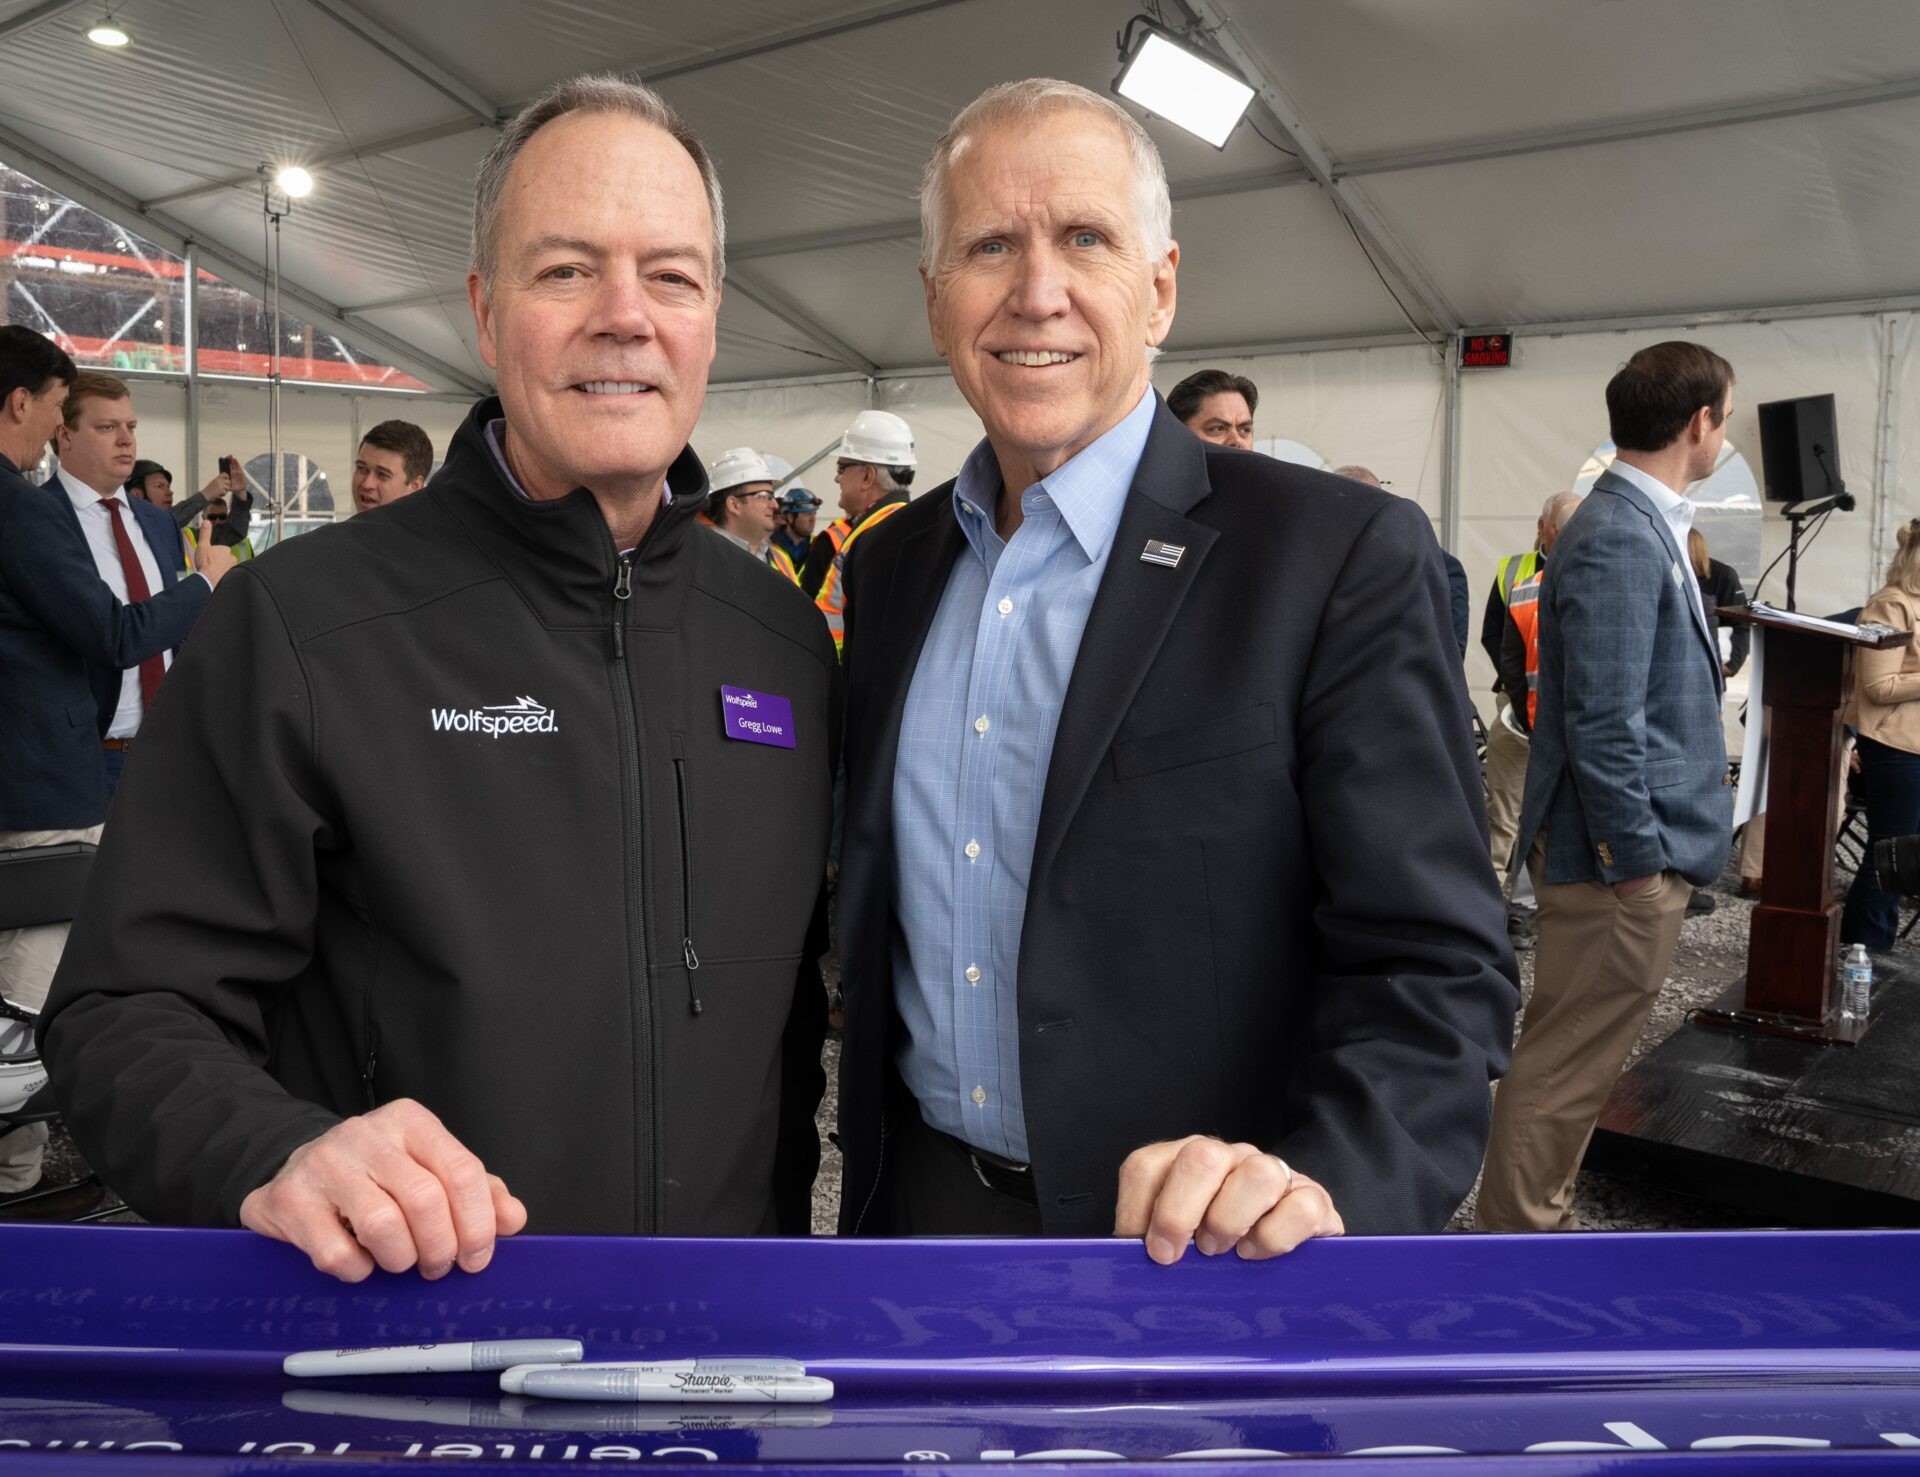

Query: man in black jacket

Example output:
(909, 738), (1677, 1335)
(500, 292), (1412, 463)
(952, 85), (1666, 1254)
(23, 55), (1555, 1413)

(836, 80), (1516, 1259)
(44, 74), (835, 1280)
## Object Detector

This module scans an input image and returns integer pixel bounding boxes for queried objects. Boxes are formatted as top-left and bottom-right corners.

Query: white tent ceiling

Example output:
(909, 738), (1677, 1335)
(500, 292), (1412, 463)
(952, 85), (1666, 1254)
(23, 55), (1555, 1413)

(2, 0), (1917, 393)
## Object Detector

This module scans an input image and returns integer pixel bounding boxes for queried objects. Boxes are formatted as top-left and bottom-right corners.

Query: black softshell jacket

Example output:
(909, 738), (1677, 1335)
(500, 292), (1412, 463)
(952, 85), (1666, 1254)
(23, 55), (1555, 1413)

(44, 398), (838, 1234)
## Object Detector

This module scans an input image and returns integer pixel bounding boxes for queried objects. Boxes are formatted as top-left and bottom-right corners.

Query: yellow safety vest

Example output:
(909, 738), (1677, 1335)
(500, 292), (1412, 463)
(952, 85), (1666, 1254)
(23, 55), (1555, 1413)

(1496, 549), (1543, 608)
(768, 542), (799, 584)
(817, 500), (906, 655)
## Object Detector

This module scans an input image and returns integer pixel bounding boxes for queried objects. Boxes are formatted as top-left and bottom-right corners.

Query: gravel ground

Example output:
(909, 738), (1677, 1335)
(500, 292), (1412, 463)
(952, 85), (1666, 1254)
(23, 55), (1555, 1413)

(38, 855), (1911, 1237)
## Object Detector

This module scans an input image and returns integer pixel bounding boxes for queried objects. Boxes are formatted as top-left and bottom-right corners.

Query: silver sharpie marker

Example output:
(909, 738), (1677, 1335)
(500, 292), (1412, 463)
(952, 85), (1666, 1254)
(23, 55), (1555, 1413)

(283, 1339), (583, 1378)
(521, 1368), (833, 1404)
(501, 1358), (805, 1395)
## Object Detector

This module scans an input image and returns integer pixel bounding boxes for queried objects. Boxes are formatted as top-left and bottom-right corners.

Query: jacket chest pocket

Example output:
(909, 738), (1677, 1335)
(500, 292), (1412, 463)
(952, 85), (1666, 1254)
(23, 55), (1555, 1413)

(1112, 703), (1278, 780)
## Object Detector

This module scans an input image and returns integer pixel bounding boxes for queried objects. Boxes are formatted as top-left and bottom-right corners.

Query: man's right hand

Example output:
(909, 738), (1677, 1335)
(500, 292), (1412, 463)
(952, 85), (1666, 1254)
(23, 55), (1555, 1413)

(239, 1099), (528, 1283)
(1612, 873), (1659, 900)
(195, 539), (238, 587)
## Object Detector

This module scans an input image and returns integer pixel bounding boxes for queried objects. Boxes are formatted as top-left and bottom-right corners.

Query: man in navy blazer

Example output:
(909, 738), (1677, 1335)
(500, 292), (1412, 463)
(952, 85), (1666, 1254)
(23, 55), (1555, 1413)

(835, 80), (1517, 1257)
(41, 371), (231, 800)
(0, 329), (231, 1210)
(1478, 342), (1737, 1232)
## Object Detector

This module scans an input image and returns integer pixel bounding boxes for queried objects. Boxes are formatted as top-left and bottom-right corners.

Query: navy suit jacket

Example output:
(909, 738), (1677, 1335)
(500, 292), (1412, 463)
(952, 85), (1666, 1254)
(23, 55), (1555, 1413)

(835, 400), (1519, 1238)
(1513, 469), (1733, 888)
(0, 457), (209, 829)
(41, 472), (198, 739)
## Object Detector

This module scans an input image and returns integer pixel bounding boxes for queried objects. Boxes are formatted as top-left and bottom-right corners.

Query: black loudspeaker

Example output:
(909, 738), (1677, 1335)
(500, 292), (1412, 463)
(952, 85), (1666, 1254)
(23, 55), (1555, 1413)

(1756, 393), (1840, 503)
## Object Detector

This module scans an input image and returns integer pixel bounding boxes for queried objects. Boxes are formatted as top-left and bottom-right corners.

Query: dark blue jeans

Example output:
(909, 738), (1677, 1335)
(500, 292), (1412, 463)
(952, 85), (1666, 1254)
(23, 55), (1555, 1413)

(1841, 734), (1920, 951)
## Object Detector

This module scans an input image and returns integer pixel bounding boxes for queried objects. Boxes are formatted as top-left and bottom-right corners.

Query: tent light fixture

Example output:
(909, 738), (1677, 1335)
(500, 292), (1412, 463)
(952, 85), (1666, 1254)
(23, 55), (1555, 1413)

(275, 166), (315, 198)
(87, 12), (130, 47)
(1112, 15), (1254, 149)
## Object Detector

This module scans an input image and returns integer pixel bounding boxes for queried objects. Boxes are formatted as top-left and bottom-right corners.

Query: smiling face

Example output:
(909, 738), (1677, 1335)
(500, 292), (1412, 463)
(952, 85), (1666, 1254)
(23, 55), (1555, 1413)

(923, 108), (1177, 487)
(468, 110), (718, 509)
(57, 393), (137, 494)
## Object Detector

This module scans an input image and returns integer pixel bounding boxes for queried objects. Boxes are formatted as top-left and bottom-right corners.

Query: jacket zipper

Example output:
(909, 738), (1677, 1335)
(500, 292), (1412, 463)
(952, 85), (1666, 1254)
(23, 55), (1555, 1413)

(609, 550), (658, 1232)
(669, 736), (703, 1015)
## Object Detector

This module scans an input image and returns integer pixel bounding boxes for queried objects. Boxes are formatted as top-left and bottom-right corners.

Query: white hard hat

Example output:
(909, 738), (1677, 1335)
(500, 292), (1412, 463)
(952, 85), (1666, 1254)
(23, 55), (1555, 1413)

(837, 411), (916, 469)
(708, 446), (773, 494)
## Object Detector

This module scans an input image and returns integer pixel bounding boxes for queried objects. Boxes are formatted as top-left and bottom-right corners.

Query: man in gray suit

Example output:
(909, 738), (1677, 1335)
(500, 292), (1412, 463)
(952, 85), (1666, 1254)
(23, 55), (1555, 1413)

(1477, 341), (1736, 1232)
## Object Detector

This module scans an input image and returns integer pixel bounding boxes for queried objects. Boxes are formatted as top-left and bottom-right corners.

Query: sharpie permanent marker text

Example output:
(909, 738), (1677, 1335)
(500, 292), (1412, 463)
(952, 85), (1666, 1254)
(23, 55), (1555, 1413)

(283, 1339), (583, 1378)
(500, 1358), (806, 1395)
(521, 1368), (834, 1404)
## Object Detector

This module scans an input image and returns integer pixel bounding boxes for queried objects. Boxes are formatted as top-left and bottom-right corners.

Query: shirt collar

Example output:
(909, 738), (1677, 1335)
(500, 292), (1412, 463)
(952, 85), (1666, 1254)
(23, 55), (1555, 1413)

(1607, 457), (1691, 519)
(485, 417), (672, 506)
(57, 465), (119, 511)
(951, 386), (1156, 562)
(711, 525), (767, 558)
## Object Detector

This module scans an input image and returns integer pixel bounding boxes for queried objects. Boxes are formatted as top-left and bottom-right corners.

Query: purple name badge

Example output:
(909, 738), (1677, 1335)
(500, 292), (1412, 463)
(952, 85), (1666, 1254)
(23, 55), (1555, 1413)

(720, 685), (797, 750)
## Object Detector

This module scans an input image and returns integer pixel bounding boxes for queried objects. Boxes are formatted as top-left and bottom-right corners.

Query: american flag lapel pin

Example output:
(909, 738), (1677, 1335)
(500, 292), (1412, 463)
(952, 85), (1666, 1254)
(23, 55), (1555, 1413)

(1140, 539), (1185, 568)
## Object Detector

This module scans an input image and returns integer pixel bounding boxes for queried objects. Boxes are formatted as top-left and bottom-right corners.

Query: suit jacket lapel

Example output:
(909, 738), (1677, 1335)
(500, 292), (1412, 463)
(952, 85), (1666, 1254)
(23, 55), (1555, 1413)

(860, 494), (968, 842)
(1595, 470), (1722, 691)
(1030, 406), (1220, 888)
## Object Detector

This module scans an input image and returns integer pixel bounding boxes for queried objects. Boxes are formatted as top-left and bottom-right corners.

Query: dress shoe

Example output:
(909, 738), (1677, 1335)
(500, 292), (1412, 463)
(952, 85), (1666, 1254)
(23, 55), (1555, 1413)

(1739, 876), (1764, 899)
(1687, 888), (1717, 916)
(0, 1176), (113, 1221)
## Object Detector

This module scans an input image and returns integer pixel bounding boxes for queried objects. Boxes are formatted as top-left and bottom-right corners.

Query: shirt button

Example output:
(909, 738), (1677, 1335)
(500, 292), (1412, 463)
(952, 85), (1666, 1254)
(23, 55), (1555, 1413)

(971, 1086), (987, 1107)
(965, 964), (981, 984)
(964, 839), (981, 861)
(974, 715), (990, 735)
(997, 597), (1013, 617)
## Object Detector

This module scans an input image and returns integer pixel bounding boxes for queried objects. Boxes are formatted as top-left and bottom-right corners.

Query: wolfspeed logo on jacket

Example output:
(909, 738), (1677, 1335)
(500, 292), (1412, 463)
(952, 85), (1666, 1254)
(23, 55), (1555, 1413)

(429, 695), (559, 736)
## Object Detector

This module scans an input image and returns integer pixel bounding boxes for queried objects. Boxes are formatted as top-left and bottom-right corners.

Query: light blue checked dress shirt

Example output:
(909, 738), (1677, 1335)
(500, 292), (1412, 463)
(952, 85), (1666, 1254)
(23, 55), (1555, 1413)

(891, 387), (1156, 1162)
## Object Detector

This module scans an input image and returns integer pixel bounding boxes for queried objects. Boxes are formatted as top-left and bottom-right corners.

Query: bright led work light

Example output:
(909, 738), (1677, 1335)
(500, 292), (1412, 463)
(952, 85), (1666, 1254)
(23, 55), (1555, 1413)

(1112, 18), (1255, 149)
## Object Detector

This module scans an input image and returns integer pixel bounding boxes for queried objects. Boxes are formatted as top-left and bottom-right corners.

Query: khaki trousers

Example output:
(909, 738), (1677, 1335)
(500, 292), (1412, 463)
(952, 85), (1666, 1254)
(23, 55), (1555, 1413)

(0, 825), (102, 1192)
(1483, 712), (1530, 881)
(1475, 837), (1690, 1232)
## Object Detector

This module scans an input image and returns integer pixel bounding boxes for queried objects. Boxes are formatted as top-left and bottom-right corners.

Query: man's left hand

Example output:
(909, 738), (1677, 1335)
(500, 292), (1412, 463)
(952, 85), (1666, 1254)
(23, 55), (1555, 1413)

(1114, 1135), (1343, 1264)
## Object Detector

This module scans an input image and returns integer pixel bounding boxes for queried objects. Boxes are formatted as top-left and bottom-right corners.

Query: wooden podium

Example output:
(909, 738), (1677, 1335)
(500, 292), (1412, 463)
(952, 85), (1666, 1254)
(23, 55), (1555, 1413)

(1697, 605), (1910, 1044)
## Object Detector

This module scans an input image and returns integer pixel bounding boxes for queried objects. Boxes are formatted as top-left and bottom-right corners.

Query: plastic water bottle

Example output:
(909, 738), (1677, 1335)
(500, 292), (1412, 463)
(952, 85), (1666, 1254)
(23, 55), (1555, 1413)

(1840, 944), (1873, 1023)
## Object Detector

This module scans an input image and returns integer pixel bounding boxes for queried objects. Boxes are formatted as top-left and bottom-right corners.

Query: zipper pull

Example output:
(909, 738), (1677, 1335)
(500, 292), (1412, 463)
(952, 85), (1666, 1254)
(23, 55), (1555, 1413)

(611, 554), (633, 659)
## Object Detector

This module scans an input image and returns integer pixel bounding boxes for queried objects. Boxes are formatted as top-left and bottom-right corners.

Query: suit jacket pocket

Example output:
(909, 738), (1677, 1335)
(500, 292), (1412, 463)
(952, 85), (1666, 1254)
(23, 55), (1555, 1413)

(1112, 703), (1277, 780)
(1645, 756), (1689, 790)
(67, 699), (96, 728)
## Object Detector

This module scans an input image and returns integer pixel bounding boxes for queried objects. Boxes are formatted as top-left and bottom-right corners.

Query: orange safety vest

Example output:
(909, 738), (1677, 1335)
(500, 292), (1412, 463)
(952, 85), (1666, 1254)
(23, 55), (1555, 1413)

(767, 541), (799, 584)
(817, 500), (906, 654)
(1509, 569), (1545, 727)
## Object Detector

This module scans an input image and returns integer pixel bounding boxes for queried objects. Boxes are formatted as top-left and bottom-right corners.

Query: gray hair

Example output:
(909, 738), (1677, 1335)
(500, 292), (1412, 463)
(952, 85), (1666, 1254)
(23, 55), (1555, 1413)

(918, 78), (1172, 271)
(1546, 490), (1584, 532)
(472, 73), (726, 297)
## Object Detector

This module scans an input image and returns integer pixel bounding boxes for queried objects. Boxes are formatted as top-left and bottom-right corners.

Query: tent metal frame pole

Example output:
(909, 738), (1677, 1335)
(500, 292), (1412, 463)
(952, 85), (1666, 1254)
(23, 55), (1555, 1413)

(1440, 335), (1462, 554)
(297, 0), (501, 125)
(725, 270), (879, 377)
(0, 0), (91, 43)
(1871, 314), (1905, 586)
(1179, 0), (1459, 337)
(1344, 73), (1920, 180)
(183, 241), (200, 487)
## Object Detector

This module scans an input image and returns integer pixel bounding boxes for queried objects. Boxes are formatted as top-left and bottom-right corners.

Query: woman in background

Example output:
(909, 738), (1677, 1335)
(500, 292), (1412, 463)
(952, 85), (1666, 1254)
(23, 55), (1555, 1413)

(1841, 518), (1920, 951)
(1688, 527), (1748, 680)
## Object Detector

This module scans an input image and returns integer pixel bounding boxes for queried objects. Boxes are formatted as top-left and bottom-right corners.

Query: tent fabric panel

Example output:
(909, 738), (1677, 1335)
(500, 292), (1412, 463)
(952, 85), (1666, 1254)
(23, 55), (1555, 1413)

(1233, 0), (1920, 162)
(335, 0), (896, 111)
(1358, 99), (1920, 330)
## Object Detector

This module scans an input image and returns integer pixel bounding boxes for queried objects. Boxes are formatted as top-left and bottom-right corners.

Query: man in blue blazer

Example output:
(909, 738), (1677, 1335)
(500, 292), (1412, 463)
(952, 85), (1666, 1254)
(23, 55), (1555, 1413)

(1478, 342), (1737, 1231)
(0, 329), (230, 1211)
(41, 371), (232, 799)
